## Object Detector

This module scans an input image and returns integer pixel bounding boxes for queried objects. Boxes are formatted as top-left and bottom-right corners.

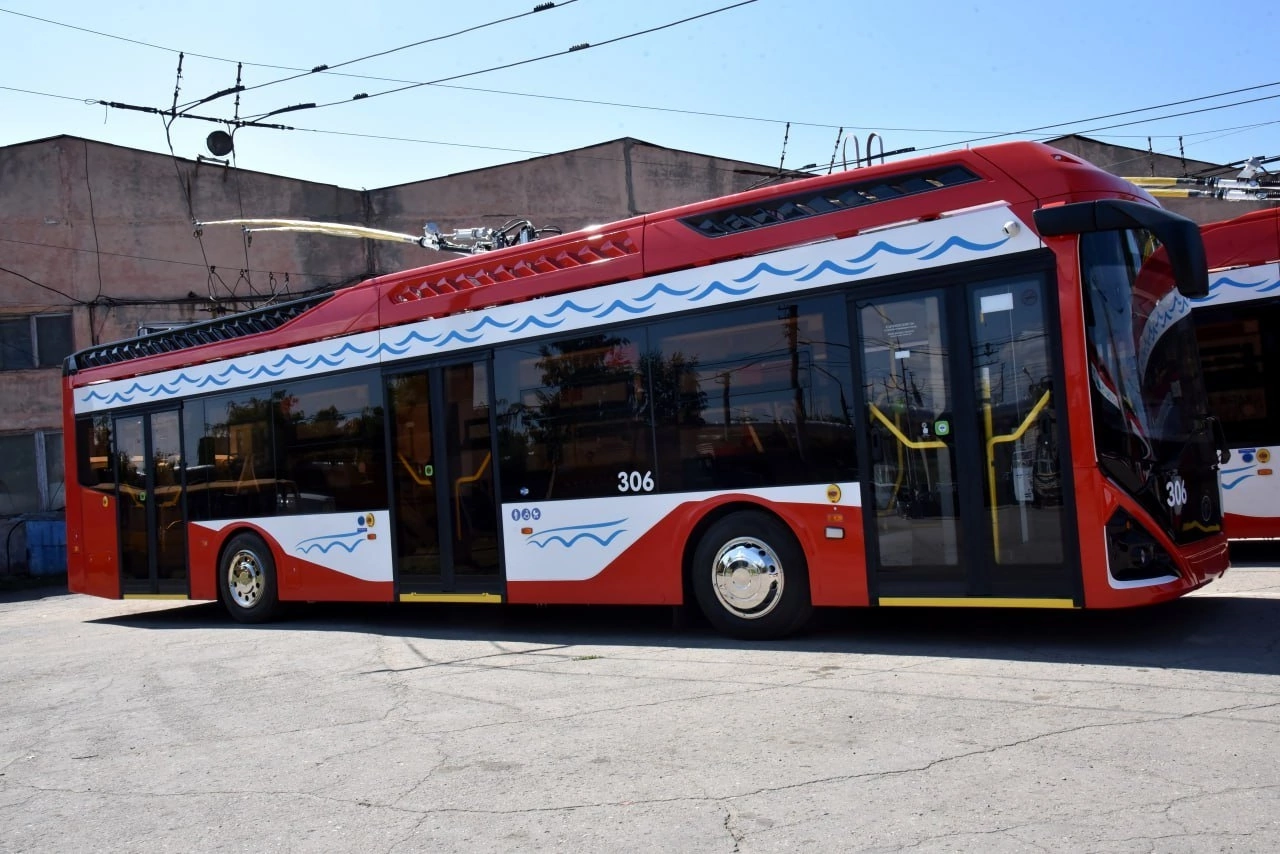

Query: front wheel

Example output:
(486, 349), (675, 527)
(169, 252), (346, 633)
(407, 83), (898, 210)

(690, 511), (812, 640)
(220, 533), (281, 624)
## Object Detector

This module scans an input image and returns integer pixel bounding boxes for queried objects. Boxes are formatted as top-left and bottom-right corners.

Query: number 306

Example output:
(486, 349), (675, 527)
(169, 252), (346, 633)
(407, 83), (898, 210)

(617, 471), (655, 493)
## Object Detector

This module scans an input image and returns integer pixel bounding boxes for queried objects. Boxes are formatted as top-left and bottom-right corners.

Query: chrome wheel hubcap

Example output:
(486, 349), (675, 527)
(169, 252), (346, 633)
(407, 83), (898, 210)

(710, 537), (783, 619)
(227, 549), (265, 609)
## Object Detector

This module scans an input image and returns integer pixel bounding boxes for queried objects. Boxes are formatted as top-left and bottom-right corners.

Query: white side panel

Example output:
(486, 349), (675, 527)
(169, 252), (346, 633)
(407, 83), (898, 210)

(1220, 447), (1280, 520)
(74, 206), (1040, 413)
(194, 511), (393, 582)
(1192, 266), (1280, 525)
(1193, 263), (1280, 309)
(502, 483), (860, 582)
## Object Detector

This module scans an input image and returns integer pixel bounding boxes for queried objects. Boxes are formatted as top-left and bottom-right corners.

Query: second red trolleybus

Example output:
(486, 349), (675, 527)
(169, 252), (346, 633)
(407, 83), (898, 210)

(1191, 207), (1280, 541)
(62, 141), (1229, 638)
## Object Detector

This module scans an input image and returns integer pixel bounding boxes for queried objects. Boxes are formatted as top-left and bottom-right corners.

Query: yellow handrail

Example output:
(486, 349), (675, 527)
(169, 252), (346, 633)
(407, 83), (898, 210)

(984, 390), (1052, 561)
(869, 403), (946, 516)
(454, 452), (492, 540)
(397, 453), (434, 487)
(868, 404), (947, 450)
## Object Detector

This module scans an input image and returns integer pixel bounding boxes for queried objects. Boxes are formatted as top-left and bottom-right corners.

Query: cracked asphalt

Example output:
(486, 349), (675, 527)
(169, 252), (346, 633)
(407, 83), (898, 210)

(3, 565), (1280, 853)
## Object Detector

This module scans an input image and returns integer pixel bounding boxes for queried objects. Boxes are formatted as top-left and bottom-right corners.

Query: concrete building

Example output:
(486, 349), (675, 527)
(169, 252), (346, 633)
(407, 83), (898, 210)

(0, 132), (1275, 571)
(0, 135), (776, 567)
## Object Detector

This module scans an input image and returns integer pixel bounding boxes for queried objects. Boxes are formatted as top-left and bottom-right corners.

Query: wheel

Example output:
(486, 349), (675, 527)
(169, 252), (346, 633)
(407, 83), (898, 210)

(220, 533), (281, 624)
(690, 511), (812, 639)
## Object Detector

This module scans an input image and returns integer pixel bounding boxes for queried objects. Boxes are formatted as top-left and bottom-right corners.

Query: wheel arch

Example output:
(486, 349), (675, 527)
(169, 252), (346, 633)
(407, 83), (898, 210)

(211, 524), (286, 603)
(681, 500), (807, 604)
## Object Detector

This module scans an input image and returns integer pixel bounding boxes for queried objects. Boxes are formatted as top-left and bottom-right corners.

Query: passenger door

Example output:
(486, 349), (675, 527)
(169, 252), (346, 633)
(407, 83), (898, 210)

(386, 359), (502, 600)
(856, 272), (1076, 603)
(115, 408), (188, 596)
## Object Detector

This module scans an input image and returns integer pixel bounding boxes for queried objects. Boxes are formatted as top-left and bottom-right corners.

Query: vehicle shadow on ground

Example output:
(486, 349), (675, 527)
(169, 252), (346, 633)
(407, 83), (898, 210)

(90, 589), (1280, 677)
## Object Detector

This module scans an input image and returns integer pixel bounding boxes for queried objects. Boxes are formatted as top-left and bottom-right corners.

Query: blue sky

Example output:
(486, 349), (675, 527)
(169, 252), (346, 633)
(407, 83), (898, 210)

(2, 0), (1277, 189)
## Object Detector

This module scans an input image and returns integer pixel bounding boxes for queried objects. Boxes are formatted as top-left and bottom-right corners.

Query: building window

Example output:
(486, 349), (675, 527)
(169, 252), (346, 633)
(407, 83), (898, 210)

(0, 431), (64, 514)
(0, 314), (74, 370)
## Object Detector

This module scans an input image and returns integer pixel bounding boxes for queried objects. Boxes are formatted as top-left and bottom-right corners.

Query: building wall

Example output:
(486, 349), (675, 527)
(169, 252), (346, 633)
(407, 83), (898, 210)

(0, 134), (775, 549)
(0, 136), (370, 527)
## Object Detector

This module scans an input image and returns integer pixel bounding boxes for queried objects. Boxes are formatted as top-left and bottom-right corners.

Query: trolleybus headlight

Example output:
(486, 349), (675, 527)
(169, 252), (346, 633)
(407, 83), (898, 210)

(1106, 509), (1179, 581)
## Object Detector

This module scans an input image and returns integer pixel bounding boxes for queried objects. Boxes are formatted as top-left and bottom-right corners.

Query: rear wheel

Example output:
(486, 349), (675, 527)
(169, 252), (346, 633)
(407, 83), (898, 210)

(690, 511), (812, 639)
(220, 533), (281, 624)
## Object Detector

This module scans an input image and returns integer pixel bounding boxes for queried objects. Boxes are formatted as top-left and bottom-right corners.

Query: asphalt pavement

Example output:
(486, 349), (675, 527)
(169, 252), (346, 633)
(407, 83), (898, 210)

(3, 565), (1280, 853)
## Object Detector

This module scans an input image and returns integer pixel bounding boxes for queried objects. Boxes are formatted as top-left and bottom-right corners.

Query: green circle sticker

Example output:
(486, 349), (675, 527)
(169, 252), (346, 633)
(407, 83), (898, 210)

(934, 420), (950, 437)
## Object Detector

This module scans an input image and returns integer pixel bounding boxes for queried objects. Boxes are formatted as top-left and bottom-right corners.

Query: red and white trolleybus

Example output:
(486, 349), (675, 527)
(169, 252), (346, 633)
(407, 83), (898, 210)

(1191, 207), (1280, 541)
(63, 141), (1230, 638)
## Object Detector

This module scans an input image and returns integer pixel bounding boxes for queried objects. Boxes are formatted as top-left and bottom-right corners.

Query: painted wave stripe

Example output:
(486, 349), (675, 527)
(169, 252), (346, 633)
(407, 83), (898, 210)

(527, 519), (627, 549)
(82, 228), (1014, 406)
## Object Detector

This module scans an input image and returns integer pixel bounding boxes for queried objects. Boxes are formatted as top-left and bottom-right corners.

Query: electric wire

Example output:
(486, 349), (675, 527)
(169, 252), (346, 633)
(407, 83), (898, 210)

(239, 1), (760, 120)
(4, 6), (1278, 144)
(187, 1), (583, 109)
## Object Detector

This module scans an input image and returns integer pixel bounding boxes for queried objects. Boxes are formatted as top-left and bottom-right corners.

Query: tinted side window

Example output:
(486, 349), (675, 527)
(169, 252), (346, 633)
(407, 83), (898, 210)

(1195, 299), (1280, 448)
(274, 371), (387, 513)
(76, 415), (115, 489)
(184, 390), (278, 521)
(495, 331), (654, 502)
(649, 295), (857, 492)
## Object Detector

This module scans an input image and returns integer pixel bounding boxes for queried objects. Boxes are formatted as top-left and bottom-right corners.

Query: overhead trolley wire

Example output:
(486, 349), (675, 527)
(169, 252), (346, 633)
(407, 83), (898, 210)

(240, 0), (761, 120)
(177, 1), (584, 110)
(7, 6), (1278, 144)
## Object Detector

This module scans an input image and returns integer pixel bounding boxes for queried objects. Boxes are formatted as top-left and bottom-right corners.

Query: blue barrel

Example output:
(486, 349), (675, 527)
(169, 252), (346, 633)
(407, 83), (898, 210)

(26, 520), (67, 576)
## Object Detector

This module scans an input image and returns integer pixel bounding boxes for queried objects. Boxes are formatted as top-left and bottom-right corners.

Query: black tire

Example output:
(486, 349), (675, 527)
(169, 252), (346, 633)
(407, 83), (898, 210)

(690, 511), (812, 640)
(220, 533), (281, 624)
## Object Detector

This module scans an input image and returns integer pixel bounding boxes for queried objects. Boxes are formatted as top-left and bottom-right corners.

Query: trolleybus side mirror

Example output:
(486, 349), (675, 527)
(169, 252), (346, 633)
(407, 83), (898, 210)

(1033, 199), (1209, 299)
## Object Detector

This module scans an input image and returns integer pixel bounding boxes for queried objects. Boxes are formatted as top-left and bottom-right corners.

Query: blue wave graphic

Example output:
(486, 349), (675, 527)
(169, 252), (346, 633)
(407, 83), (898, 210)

(510, 315), (565, 334)
(1211, 276), (1269, 291)
(295, 530), (367, 555)
(546, 299), (603, 317)
(635, 281), (699, 301)
(796, 260), (874, 282)
(434, 329), (483, 348)
(329, 341), (374, 358)
(464, 316), (518, 333)
(847, 240), (932, 264)
(528, 529), (627, 549)
(1258, 280), (1280, 293)
(918, 234), (1011, 260)
(1222, 474), (1256, 490)
(297, 540), (363, 555)
(593, 299), (654, 318)
(733, 262), (807, 284)
(1220, 465), (1255, 475)
(689, 281), (757, 302)
(82, 227), (1028, 410)
(367, 342), (413, 358)
(526, 519), (627, 549)
(246, 365), (284, 380)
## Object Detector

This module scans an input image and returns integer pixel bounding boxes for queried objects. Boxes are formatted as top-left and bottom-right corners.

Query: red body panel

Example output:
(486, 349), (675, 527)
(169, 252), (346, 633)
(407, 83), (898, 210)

(507, 497), (868, 607)
(186, 522), (393, 603)
(65, 486), (121, 599)
(1202, 207), (1280, 270)
(1222, 514), (1280, 541)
